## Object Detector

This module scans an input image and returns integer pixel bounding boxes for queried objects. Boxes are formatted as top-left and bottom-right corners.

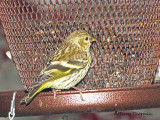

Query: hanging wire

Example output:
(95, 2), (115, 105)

(8, 91), (17, 120)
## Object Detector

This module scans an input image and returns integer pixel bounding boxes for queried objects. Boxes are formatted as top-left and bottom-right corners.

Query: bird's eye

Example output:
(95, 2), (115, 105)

(85, 37), (89, 41)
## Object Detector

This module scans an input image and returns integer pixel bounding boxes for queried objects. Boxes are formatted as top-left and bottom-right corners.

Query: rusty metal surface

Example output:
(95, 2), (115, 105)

(0, 84), (160, 117)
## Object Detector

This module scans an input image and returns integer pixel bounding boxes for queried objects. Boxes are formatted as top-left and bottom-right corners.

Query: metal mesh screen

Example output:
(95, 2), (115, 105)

(0, 0), (159, 91)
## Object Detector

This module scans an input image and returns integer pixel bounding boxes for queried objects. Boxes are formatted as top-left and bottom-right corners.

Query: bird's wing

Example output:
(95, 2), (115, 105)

(30, 48), (89, 88)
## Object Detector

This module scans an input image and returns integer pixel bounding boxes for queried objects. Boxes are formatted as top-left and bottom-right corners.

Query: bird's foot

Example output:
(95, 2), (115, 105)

(72, 86), (85, 101)
(52, 89), (57, 100)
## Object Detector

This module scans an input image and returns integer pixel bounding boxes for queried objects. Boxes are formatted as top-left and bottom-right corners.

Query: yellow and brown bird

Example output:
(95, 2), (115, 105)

(21, 30), (96, 104)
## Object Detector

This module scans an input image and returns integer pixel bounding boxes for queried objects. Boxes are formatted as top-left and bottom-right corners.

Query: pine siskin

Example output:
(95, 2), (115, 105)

(21, 30), (97, 104)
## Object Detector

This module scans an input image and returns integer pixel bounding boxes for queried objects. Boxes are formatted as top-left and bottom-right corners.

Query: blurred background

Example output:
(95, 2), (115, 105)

(0, 17), (160, 120)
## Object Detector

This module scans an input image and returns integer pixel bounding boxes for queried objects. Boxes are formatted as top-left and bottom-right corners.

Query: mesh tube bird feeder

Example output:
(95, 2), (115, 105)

(0, 0), (160, 117)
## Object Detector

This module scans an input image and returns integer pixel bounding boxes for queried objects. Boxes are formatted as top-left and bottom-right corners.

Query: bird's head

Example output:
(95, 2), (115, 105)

(64, 30), (97, 51)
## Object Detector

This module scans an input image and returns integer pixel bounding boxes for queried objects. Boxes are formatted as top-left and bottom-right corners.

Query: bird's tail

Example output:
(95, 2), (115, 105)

(20, 84), (46, 105)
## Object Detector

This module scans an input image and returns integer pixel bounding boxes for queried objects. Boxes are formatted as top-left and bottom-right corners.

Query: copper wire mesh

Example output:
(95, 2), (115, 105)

(0, 0), (159, 91)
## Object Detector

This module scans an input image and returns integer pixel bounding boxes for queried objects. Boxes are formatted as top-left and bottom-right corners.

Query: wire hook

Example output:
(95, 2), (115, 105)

(8, 91), (17, 120)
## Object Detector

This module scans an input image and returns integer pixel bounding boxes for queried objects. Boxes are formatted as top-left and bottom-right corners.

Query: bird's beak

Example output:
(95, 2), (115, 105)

(90, 37), (97, 42)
